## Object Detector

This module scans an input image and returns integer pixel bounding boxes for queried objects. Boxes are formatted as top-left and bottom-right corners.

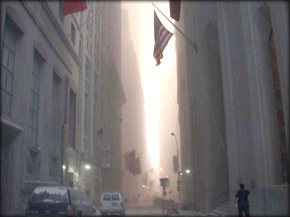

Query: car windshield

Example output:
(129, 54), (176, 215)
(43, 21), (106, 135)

(30, 187), (68, 202)
(103, 194), (111, 201)
(112, 194), (120, 201)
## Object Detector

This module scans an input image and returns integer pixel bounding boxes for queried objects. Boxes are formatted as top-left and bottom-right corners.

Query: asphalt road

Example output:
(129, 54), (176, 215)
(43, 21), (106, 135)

(95, 205), (208, 216)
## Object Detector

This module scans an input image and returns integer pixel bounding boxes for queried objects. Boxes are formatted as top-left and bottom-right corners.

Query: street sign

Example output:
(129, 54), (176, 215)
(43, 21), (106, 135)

(160, 178), (169, 187)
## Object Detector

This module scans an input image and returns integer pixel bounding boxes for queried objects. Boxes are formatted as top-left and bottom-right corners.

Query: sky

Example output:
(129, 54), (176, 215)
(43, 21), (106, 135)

(122, 1), (180, 198)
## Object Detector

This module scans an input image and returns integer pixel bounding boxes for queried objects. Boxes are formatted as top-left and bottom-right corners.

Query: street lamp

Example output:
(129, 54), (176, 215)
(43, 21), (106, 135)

(171, 132), (181, 209)
(185, 169), (190, 174)
(85, 164), (91, 170)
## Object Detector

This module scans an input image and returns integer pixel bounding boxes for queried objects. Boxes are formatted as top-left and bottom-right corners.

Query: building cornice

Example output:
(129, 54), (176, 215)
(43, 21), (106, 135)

(41, 1), (81, 67)
(20, 1), (81, 76)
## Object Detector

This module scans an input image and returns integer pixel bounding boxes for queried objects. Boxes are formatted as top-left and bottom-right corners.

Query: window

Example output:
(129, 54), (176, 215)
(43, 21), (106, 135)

(84, 92), (89, 153)
(49, 157), (58, 178)
(58, 0), (63, 23)
(31, 188), (68, 202)
(1, 16), (20, 115)
(79, 38), (83, 60)
(112, 194), (120, 201)
(51, 73), (61, 153)
(27, 50), (43, 177)
(86, 13), (92, 55)
(28, 51), (43, 148)
(71, 23), (76, 45)
(103, 194), (111, 201)
(84, 61), (90, 153)
(50, 73), (61, 178)
(93, 75), (98, 155)
(69, 90), (76, 148)
(27, 151), (39, 176)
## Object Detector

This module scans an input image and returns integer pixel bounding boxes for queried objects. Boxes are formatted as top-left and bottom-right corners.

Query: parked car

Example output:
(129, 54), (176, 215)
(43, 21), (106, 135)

(100, 192), (125, 216)
(26, 186), (96, 216)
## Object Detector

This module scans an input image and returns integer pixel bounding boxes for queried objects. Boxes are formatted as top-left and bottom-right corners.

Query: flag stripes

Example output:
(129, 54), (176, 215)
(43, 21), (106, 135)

(153, 11), (173, 66)
(124, 150), (141, 175)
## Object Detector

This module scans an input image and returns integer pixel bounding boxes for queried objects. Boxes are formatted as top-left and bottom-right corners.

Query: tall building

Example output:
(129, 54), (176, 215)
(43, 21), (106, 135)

(121, 9), (152, 205)
(0, 1), (81, 215)
(0, 1), (125, 215)
(76, 1), (102, 203)
(175, 1), (288, 215)
(98, 2), (126, 193)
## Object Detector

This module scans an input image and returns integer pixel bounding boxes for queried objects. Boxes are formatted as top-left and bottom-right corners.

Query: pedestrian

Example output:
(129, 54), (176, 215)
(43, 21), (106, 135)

(235, 183), (251, 217)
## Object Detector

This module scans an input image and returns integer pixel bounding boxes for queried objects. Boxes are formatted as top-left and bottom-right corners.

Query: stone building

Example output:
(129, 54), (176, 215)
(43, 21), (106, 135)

(175, 1), (288, 215)
(0, 1), (125, 215)
(0, 1), (81, 215)
(75, 1), (101, 203)
(97, 2), (126, 194)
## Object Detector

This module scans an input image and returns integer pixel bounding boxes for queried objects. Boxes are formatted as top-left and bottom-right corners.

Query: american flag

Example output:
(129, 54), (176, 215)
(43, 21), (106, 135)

(132, 158), (141, 175)
(153, 11), (173, 66)
(125, 150), (135, 170)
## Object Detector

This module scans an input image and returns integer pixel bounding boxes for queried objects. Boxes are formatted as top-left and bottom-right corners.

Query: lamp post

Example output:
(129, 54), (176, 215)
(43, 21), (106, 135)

(171, 132), (181, 209)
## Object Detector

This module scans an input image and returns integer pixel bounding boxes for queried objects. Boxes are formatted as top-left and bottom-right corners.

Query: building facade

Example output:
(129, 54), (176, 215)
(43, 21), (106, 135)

(176, 1), (288, 215)
(0, 1), (81, 215)
(97, 2), (126, 194)
(0, 1), (125, 215)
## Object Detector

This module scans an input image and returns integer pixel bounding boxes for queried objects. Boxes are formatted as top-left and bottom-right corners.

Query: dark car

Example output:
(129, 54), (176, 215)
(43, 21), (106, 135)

(26, 186), (96, 216)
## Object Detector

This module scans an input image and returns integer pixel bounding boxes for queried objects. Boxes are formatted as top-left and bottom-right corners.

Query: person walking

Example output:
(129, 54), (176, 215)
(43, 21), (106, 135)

(235, 183), (251, 217)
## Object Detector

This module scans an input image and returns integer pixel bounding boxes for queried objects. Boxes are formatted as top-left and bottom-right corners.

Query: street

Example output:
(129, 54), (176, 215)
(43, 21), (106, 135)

(94, 205), (228, 216)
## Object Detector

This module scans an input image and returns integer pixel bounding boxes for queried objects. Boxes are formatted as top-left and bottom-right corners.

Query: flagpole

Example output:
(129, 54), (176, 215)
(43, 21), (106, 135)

(151, 1), (197, 53)
(66, 11), (97, 38)
(152, 2), (227, 151)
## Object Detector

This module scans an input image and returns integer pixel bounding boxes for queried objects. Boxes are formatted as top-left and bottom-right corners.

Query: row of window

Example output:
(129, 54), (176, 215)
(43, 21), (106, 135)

(1, 14), (76, 179)
(59, 0), (96, 157)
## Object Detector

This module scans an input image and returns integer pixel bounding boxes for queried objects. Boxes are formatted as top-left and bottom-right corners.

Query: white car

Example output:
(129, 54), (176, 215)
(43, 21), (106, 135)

(100, 192), (125, 216)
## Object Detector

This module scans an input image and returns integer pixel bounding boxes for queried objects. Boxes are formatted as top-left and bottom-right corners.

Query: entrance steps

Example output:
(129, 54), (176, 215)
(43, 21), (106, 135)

(206, 200), (231, 216)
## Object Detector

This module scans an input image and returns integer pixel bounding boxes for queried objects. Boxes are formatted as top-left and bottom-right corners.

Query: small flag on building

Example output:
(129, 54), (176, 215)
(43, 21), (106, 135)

(102, 146), (111, 168)
(132, 158), (142, 175)
(63, 0), (87, 16)
(169, 0), (181, 22)
(125, 150), (135, 170)
(153, 11), (173, 66)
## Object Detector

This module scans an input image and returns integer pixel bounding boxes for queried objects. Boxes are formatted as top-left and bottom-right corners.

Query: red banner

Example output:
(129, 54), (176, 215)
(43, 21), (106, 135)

(169, 0), (181, 22)
(63, 0), (87, 16)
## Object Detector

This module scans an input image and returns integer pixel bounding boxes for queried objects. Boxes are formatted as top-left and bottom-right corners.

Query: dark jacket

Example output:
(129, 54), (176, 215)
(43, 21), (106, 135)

(235, 189), (250, 207)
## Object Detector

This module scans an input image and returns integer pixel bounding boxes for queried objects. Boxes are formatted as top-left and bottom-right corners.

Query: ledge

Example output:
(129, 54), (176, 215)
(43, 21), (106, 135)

(1, 117), (23, 144)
